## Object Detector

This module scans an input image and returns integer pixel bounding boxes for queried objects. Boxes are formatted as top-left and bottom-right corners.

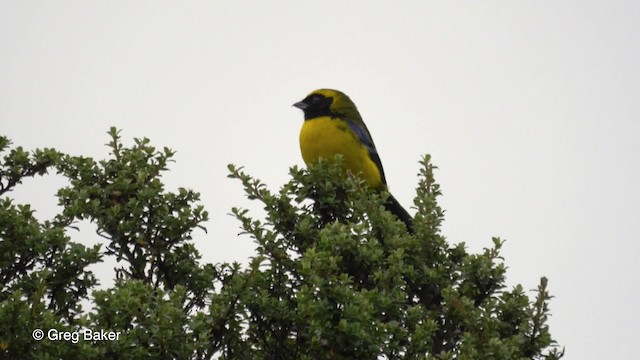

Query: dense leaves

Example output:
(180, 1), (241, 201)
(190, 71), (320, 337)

(225, 158), (563, 359)
(0, 129), (563, 359)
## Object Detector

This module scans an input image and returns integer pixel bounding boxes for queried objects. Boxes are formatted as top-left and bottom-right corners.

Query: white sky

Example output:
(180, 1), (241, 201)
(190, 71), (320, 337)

(2, 1), (639, 358)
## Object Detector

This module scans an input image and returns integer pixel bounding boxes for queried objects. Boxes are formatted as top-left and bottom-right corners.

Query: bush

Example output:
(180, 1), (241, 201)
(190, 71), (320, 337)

(0, 129), (563, 359)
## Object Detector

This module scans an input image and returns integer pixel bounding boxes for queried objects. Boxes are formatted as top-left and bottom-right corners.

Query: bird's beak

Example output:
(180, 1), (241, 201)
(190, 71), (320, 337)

(292, 101), (308, 110)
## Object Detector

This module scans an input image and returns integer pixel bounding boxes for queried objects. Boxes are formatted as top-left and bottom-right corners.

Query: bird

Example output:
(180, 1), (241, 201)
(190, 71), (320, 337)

(293, 89), (413, 232)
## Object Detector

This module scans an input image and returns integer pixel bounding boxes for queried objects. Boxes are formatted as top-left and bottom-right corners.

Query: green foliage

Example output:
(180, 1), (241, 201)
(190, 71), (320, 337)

(0, 136), (62, 197)
(224, 157), (563, 359)
(0, 129), (563, 359)
(0, 129), (216, 359)
(55, 128), (214, 310)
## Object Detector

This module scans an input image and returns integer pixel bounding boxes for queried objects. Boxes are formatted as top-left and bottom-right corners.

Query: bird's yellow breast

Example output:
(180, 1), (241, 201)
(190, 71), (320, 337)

(299, 116), (382, 189)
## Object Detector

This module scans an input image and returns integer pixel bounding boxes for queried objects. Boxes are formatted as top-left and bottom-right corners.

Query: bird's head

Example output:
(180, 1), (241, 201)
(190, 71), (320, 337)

(293, 89), (362, 121)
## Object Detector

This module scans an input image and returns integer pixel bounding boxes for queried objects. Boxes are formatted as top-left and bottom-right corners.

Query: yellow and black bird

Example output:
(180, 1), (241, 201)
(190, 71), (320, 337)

(293, 89), (413, 232)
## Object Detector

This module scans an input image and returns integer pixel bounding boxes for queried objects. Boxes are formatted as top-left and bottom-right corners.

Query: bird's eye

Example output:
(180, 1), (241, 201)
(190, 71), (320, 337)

(310, 95), (324, 103)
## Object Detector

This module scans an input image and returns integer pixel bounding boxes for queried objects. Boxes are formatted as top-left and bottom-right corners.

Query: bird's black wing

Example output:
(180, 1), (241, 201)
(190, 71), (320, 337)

(346, 120), (388, 186)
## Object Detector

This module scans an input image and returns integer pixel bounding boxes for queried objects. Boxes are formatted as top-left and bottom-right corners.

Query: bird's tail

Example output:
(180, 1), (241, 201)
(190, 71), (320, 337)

(385, 194), (413, 233)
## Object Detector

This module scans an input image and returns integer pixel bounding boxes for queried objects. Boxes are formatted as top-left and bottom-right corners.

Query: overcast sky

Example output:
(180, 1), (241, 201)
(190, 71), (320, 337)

(2, 1), (639, 358)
